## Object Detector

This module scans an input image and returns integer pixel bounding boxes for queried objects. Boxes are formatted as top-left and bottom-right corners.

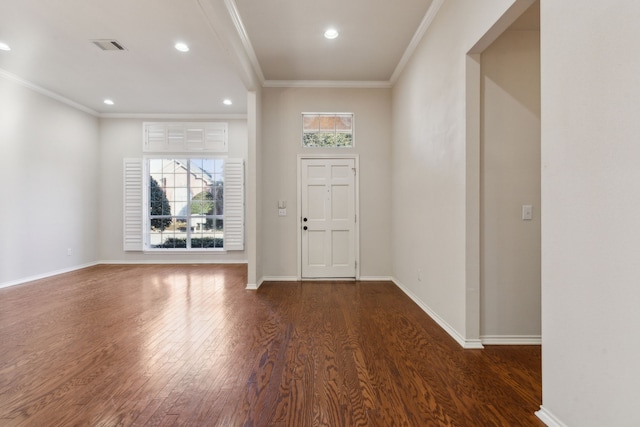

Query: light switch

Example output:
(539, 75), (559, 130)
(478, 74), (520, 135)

(278, 208), (287, 216)
(522, 205), (533, 220)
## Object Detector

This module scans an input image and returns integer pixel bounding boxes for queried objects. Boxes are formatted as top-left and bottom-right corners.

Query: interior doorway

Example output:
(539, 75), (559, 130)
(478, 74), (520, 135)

(479, 1), (541, 343)
(465, 0), (540, 346)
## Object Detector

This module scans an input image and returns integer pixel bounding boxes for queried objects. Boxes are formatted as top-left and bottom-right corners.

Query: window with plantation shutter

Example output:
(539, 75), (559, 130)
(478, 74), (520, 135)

(123, 157), (244, 252)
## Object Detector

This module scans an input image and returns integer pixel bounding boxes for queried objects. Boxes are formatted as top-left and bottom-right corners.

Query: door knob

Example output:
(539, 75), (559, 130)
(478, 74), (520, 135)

(303, 218), (308, 222)
(303, 226), (308, 230)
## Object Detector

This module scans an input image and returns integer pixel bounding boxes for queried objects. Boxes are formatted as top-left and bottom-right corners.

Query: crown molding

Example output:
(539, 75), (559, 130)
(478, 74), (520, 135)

(390, 0), (445, 84)
(98, 113), (248, 120)
(263, 80), (392, 89)
(223, 0), (265, 85)
(0, 68), (99, 116)
(2, 68), (247, 120)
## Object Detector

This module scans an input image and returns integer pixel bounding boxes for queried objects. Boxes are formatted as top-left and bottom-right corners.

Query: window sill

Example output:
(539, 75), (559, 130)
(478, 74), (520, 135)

(143, 249), (228, 254)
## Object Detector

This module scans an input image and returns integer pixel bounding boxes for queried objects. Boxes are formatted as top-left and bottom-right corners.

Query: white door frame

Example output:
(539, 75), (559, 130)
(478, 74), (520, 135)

(297, 154), (360, 280)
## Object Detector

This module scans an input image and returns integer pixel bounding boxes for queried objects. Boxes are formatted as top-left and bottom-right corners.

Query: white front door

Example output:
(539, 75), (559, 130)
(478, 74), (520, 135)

(301, 158), (357, 278)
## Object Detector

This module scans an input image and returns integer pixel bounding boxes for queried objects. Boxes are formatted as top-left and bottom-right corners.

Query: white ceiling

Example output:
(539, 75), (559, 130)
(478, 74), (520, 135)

(234, 0), (434, 82)
(0, 0), (436, 116)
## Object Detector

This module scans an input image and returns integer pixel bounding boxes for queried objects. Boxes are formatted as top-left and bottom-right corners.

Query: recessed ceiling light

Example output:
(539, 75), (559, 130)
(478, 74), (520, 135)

(324, 28), (339, 40)
(223, 99), (232, 106)
(104, 99), (114, 105)
(0, 42), (11, 51)
(175, 42), (189, 52)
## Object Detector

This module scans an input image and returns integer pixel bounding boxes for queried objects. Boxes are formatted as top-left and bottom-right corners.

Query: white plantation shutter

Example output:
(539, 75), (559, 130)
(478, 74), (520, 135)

(204, 126), (226, 150)
(123, 158), (143, 251)
(185, 127), (204, 150)
(143, 122), (227, 152)
(167, 125), (186, 150)
(224, 158), (244, 250)
(144, 124), (166, 149)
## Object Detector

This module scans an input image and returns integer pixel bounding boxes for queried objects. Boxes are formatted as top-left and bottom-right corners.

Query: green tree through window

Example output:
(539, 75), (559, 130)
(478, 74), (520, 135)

(191, 191), (214, 215)
(149, 177), (171, 231)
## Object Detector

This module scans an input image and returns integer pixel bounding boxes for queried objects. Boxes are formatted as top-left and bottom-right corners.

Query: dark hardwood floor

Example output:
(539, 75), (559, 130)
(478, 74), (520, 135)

(0, 264), (543, 426)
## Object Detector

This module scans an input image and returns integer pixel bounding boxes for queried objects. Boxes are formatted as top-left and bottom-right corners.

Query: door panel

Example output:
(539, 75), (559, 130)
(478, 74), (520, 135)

(307, 186), (326, 220)
(301, 158), (356, 278)
(331, 164), (351, 178)
(331, 185), (349, 219)
(331, 230), (350, 265)
(307, 231), (325, 266)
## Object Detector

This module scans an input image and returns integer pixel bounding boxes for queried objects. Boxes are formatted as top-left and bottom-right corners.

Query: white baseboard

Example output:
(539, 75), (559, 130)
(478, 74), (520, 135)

(246, 282), (260, 290)
(255, 276), (396, 283)
(247, 276), (299, 290)
(0, 261), (100, 289)
(463, 339), (484, 349)
(392, 277), (483, 349)
(481, 335), (542, 345)
(358, 276), (394, 281)
(250, 276), (393, 289)
(261, 276), (299, 282)
(535, 406), (568, 427)
(99, 259), (248, 265)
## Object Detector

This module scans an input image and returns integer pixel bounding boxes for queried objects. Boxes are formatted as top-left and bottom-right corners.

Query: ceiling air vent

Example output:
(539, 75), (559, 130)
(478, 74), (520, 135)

(91, 39), (127, 51)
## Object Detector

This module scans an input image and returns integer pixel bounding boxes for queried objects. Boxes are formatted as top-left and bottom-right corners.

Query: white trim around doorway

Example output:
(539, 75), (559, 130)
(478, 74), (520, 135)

(296, 154), (360, 281)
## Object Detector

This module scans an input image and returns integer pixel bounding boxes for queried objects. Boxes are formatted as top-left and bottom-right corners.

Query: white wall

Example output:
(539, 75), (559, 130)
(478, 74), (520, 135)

(391, 0), (523, 344)
(247, 89), (263, 288)
(260, 87), (392, 279)
(480, 26), (540, 340)
(0, 75), (99, 286)
(98, 117), (248, 263)
(538, 1), (640, 426)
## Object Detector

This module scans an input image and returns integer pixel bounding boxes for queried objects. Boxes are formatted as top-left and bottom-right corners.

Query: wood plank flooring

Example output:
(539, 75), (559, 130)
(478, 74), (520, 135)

(0, 264), (543, 426)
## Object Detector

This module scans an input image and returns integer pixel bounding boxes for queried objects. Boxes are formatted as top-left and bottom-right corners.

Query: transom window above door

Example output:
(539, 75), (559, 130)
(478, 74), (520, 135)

(302, 113), (354, 148)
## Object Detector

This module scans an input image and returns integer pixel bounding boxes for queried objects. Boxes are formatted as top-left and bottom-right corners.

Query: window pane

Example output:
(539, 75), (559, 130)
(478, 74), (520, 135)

(190, 216), (223, 248)
(149, 159), (163, 173)
(191, 190), (214, 215)
(161, 237), (187, 249)
(336, 114), (352, 131)
(302, 133), (316, 147)
(213, 182), (223, 214)
(214, 158), (224, 173)
(174, 189), (189, 218)
(335, 133), (353, 147)
(303, 115), (319, 131)
(319, 115), (336, 131)
(149, 176), (172, 222)
(199, 158), (215, 175)
(191, 158), (204, 170)
(150, 219), (187, 248)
